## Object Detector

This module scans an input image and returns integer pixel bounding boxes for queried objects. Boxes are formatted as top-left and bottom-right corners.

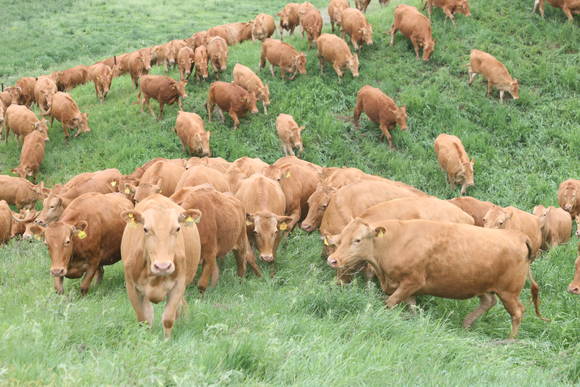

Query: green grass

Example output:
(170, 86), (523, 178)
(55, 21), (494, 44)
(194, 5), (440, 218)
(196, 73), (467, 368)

(1, 0), (579, 385)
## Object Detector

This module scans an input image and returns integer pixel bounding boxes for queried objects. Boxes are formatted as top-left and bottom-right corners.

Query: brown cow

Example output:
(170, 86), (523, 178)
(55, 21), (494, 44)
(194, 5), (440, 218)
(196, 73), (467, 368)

(483, 205), (543, 258)
(34, 77), (58, 116)
(170, 185), (261, 292)
(127, 48), (153, 88)
(206, 36), (229, 79)
(208, 22), (253, 45)
(193, 46), (209, 81)
(558, 179), (580, 223)
(355, 0), (371, 12)
(4, 104), (48, 143)
(12, 126), (49, 181)
(226, 157), (270, 192)
(276, 114), (305, 157)
(328, 0), (350, 32)
(448, 196), (495, 227)
(277, 3), (301, 39)
(133, 160), (186, 202)
(533, 0), (580, 21)
(301, 8), (323, 49)
(354, 85), (407, 149)
(425, 0), (471, 24)
(533, 205), (572, 248)
(38, 192), (133, 295)
(207, 81), (258, 129)
(253, 13), (276, 41)
(235, 174), (291, 270)
(177, 46), (195, 81)
(327, 219), (546, 339)
(175, 165), (230, 193)
(152, 43), (174, 71)
(16, 77), (37, 107)
(88, 63), (114, 103)
(468, 50), (519, 103)
(174, 111), (210, 156)
(233, 63), (271, 114)
(317, 33), (360, 78)
(0, 175), (47, 210)
(0, 86), (21, 109)
(568, 243), (580, 294)
(341, 8), (374, 51)
(49, 92), (91, 138)
(52, 65), (90, 91)
(120, 194), (201, 338)
(0, 200), (11, 245)
(434, 133), (475, 195)
(188, 31), (209, 50)
(260, 39), (307, 80)
(138, 75), (187, 120)
(169, 40), (187, 64)
(390, 5), (436, 61)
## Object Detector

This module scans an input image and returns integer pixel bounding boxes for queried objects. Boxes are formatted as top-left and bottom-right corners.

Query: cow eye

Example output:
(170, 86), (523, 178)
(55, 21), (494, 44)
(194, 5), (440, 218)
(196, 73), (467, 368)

(354, 239), (361, 244)
(64, 240), (70, 245)
(143, 227), (149, 234)
(176, 226), (181, 233)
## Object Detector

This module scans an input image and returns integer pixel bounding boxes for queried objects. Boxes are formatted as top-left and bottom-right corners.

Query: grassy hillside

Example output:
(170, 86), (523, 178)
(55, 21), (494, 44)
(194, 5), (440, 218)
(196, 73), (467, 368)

(1, 0), (579, 384)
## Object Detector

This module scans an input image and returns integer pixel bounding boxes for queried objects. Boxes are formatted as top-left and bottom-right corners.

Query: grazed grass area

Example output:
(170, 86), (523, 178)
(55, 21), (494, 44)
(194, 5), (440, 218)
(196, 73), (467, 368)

(0, 0), (579, 384)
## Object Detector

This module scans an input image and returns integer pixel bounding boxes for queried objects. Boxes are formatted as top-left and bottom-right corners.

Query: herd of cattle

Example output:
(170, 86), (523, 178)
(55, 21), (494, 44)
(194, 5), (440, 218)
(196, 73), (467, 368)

(0, 0), (578, 339)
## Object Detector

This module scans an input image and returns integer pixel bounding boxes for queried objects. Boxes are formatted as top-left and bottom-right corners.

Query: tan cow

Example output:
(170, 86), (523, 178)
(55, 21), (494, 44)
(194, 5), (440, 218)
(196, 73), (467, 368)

(233, 63), (271, 114)
(483, 205), (543, 258)
(355, 0), (371, 12)
(260, 39), (307, 80)
(533, 205), (572, 248)
(425, 0), (471, 24)
(327, 219), (546, 339)
(206, 36), (229, 79)
(301, 8), (323, 48)
(317, 33), (360, 78)
(328, 0), (350, 32)
(226, 157), (270, 192)
(448, 196), (495, 227)
(177, 46), (195, 81)
(49, 92), (91, 138)
(34, 76), (58, 116)
(354, 85), (407, 149)
(468, 50), (519, 103)
(390, 5), (436, 61)
(175, 165), (230, 193)
(133, 160), (186, 202)
(341, 8), (373, 51)
(188, 31), (209, 50)
(558, 179), (580, 223)
(138, 75), (187, 120)
(0, 175), (47, 210)
(16, 77), (37, 107)
(174, 111), (210, 156)
(208, 22), (253, 45)
(127, 48), (153, 88)
(186, 157), (231, 174)
(0, 86), (21, 110)
(88, 63), (114, 103)
(4, 104), (48, 143)
(12, 125), (49, 181)
(276, 114), (305, 157)
(434, 134), (475, 195)
(0, 200), (11, 245)
(533, 0), (580, 21)
(152, 43), (174, 71)
(170, 185), (261, 292)
(277, 3), (301, 39)
(169, 40), (187, 65)
(193, 46), (209, 81)
(120, 194), (201, 338)
(253, 14), (276, 41)
(568, 243), (580, 295)
(38, 192), (133, 295)
(52, 65), (90, 91)
(207, 81), (258, 129)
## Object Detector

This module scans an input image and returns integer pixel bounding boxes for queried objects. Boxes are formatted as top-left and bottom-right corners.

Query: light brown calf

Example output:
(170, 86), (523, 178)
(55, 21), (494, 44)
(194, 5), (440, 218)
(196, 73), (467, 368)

(260, 39), (307, 80)
(12, 126), (49, 181)
(207, 81), (258, 129)
(233, 63), (271, 114)
(316, 33), (360, 78)
(138, 75), (187, 120)
(426, 0), (471, 24)
(434, 133), (475, 195)
(4, 104), (48, 143)
(253, 14), (276, 41)
(0, 200), (11, 245)
(276, 114), (305, 157)
(301, 8), (323, 48)
(52, 65), (90, 91)
(0, 175), (47, 210)
(341, 8), (374, 51)
(468, 50), (519, 102)
(533, 0), (580, 21)
(174, 111), (210, 156)
(16, 77), (37, 107)
(175, 165), (230, 193)
(193, 46), (209, 81)
(88, 63), (114, 103)
(278, 3), (301, 39)
(568, 243), (580, 294)
(558, 179), (580, 223)
(448, 196), (495, 227)
(328, 0), (350, 32)
(390, 4), (436, 61)
(34, 77), (58, 116)
(533, 205), (572, 248)
(207, 36), (229, 79)
(49, 92), (91, 138)
(177, 46), (195, 81)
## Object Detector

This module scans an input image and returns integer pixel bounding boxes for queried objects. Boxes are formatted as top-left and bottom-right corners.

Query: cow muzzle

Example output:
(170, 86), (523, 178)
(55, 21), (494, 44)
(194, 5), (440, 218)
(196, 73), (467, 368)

(260, 254), (274, 263)
(50, 268), (66, 277)
(301, 222), (314, 232)
(151, 261), (175, 275)
(564, 204), (572, 211)
(327, 256), (339, 268)
(568, 284), (580, 295)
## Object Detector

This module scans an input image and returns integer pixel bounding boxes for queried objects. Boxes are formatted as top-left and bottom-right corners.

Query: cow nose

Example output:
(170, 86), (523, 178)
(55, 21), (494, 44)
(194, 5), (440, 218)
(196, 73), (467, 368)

(327, 257), (338, 267)
(300, 222), (312, 232)
(564, 204), (572, 211)
(568, 285), (580, 295)
(153, 262), (173, 273)
(51, 268), (65, 277)
(260, 255), (274, 263)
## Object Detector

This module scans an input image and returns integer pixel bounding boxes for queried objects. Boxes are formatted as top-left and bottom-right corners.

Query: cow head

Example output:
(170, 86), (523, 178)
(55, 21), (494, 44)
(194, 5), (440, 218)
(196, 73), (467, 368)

(34, 119), (49, 137)
(37, 190), (65, 226)
(532, 205), (551, 236)
(175, 81), (188, 99)
(360, 24), (373, 46)
(559, 183), (577, 213)
(31, 181), (50, 202)
(11, 166), (28, 179)
(396, 105), (408, 130)
(121, 207), (202, 276)
(327, 218), (378, 271)
(423, 39), (436, 61)
(347, 54), (360, 78)
(510, 79), (520, 100)
(294, 53), (307, 75)
(195, 48), (209, 79)
(482, 206), (512, 229)
(192, 131), (211, 157)
(460, 159), (475, 195)
(72, 112), (91, 134)
(134, 179), (162, 203)
(244, 91), (259, 114)
(5, 86), (22, 104)
(259, 84), (271, 109)
(568, 245), (580, 295)
(301, 185), (336, 232)
(278, 10), (291, 29)
(246, 211), (292, 262)
(120, 182), (137, 201)
(140, 49), (152, 72)
(458, 0), (471, 16)
(44, 221), (88, 277)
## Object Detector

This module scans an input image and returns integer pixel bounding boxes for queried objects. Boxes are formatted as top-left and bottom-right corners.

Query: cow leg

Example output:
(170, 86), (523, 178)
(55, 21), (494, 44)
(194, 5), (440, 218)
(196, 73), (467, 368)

(126, 282), (150, 324)
(467, 67), (477, 85)
(385, 280), (423, 308)
(380, 124), (395, 149)
(389, 25), (397, 46)
(497, 292), (524, 339)
(499, 91), (505, 103)
(353, 100), (363, 130)
(50, 115), (54, 128)
(54, 276), (64, 295)
(240, 232), (261, 277)
(486, 81), (493, 97)
(259, 54), (266, 70)
(232, 249), (247, 279)
(351, 37), (359, 52)
(318, 56), (324, 74)
(262, 100), (268, 114)
(158, 102), (165, 120)
(207, 100), (214, 121)
(218, 108), (225, 123)
(562, 6), (574, 21)
(93, 266), (104, 285)
(412, 40), (420, 59)
(162, 281), (187, 339)
(146, 97), (155, 118)
(63, 124), (70, 139)
(79, 264), (99, 295)
(229, 111), (240, 129)
(463, 293), (497, 329)
(331, 21), (335, 32)
(444, 9), (456, 24)
(197, 251), (217, 293)
(270, 64), (276, 78)
(332, 63), (344, 78)
(178, 98), (183, 111)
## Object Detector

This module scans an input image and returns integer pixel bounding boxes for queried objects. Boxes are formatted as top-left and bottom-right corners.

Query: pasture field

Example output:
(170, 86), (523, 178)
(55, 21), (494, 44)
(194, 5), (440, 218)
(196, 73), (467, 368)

(1, 0), (579, 384)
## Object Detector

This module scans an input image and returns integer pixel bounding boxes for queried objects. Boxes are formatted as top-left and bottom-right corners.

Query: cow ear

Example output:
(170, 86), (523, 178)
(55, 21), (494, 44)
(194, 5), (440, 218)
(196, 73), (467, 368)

(375, 226), (387, 238)
(73, 221), (89, 239)
(277, 216), (293, 231)
(121, 210), (144, 225)
(245, 213), (254, 227)
(179, 209), (202, 226)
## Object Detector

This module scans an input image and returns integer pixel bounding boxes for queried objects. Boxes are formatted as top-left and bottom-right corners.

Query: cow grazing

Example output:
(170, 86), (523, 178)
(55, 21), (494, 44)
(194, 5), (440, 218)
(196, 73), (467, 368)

(278, 3), (301, 39)
(88, 63), (114, 103)
(208, 22), (253, 45)
(341, 8), (374, 51)
(152, 43), (174, 71)
(0, 86), (21, 109)
(533, 0), (580, 22)
(233, 63), (271, 114)
(301, 8), (324, 49)
(33, 77), (58, 116)
(38, 192), (133, 295)
(276, 114), (305, 157)
(328, 0), (350, 32)
(121, 194), (201, 338)
(133, 160), (186, 202)
(16, 77), (37, 107)
(206, 36), (229, 79)
(390, 5), (436, 61)
(434, 134), (475, 195)
(468, 50), (519, 103)
(138, 75), (187, 120)
(558, 179), (580, 223)
(52, 65), (90, 91)
(0, 175), (47, 210)
(127, 48), (153, 88)
(175, 165), (230, 193)
(49, 92), (91, 138)
(207, 81), (258, 129)
(568, 243), (580, 295)
(353, 85), (407, 149)
(253, 14), (276, 41)
(260, 39), (307, 80)
(0, 201), (11, 245)
(174, 111), (210, 156)
(177, 46), (195, 81)
(4, 104), (48, 143)
(533, 205), (572, 249)
(448, 196), (495, 227)
(327, 219), (546, 339)
(317, 33), (360, 78)
(193, 46), (209, 81)
(171, 185), (261, 292)
(12, 125), (49, 181)
(425, 0), (471, 24)
(483, 205), (543, 258)
(355, 0), (371, 12)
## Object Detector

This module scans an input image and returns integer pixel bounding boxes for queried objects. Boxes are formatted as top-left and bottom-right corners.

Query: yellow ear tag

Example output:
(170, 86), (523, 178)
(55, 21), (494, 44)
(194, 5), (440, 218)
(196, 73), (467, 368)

(323, 237), (329, 246)
(110, 181), (117, 187)
(34, 234), (42, 241)
(128, 213), (136, 224)
(186, 216), (200, 224)
(279, 223), (288, 231)
(124, 187), (131, 194)
(377, 231), (384, 238)
(285, 172), (291, 178)
(245, 221), (252, 226)
(77, 230), (87, 239)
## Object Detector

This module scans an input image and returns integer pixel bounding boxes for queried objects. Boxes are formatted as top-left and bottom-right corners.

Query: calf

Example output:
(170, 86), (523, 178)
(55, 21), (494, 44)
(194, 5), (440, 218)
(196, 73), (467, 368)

(260, 39), (307, 80)
(278, 3), (301, 39)
(448, 196), (495, 226)
(33, 77), (58, 116)
(207, 36), (229, 79)
(138, 75), (187, 120)
(4, 104), (48, 143)
(468, 50), (519, 102)
(233, 63), (271, 114)
(12, 126), (49, 181)
(434, 134), (475, 195)
(88, 63), (114, 103)
(353, 85), (407, 149)
(52, 65), (89, 91)
(49, 92), (91, 138)
(174, 111), (210, 156)
(189, 31), (209, 50)
(568, 243), (580, 295)
(175, 165), (230, 193)
(177, 46), (195, 81)
(253, 14), (276, 41)
(355, 0), (371, 12)
(328, 0), (350, 32)
(152, 43), (174, 71)
(16, 77), (37, 107)
(558, 179), (580, 224)
(276, 114), (305, 157)
(208, 22), (253, 45)
(390, 5), (436, 61)
(0, 200), (11, 245)
(127, 48), (153, 88)
(341, 8), (374, 51)
(426, 0), (471, 24)
(193, 46), (209, 80)
(301, 8), (323, 49)
(0, 175), (47, 210)
(533, 205), (572, 248)
(317, 34), (360, 78)
(207, 81), (258, 129)
(533, 0), (580, 22)
(121, 194), (201, 338)
(0, 86), (21, 109)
